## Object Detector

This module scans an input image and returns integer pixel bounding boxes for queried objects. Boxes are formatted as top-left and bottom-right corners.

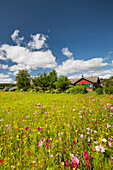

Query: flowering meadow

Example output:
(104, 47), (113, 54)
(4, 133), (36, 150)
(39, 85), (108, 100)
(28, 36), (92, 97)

(0, 92), (113, 169)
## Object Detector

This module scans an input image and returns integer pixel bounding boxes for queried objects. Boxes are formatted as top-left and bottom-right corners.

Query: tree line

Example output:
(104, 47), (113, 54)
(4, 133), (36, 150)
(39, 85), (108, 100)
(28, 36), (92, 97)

(15, 69), (70, 91)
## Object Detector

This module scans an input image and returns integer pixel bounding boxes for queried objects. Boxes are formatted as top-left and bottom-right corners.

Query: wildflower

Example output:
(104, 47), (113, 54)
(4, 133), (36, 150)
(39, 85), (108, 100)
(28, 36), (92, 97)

(86, 128), (90, 131)
(95, 121), (98, 124)
(73, 141), (76, 145)
(71, 162), (78, 168)
(0, 119), (3, 121)
(109, 138), (112, 141)
(64, 160), (69, 167)
(7, 127), (10, 130)
(25, 116), (28, 119)
(45, 144), (49, 149)
(39, 142), (42, 146)
(46, 139), (50, 143)
(50, 155), (54, 157)
(72, 156), (79, 164)
(25, 127), (29, 130)
(95, 146), (100, 151)
(98, 145), (105, 152)
(102, 138), (107, 142)
(94, 130), (97, 133)
(88, 137), (90, 142)
(0, 160), (4, 163)
(94, 141), (98, 144)
(27, 151), (30, 155)
(3, 137), (7, 141)
(42, 138), (45, 142)
(80, 116), (82, 118)
(87, 132), (90, 135)
(108, 141), (112, 147)
(38, 127), (41, 131)
(84, 152), (89, 160)
(87, 161), (90, 167)
(70, 153), (74, 157)
(80, 134), (84, 138)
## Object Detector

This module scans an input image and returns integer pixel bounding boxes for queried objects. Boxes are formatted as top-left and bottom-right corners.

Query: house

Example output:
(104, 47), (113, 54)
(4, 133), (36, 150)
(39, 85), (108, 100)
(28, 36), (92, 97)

(69, 76), (100, 91)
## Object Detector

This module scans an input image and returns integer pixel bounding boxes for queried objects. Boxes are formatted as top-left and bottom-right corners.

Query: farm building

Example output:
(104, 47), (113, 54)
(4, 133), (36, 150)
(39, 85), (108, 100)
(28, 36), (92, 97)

(69, 76), (100, 91)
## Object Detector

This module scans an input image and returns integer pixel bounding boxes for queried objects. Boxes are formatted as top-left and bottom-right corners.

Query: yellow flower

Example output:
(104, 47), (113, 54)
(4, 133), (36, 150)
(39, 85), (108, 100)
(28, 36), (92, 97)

(61, 162), (64, 166)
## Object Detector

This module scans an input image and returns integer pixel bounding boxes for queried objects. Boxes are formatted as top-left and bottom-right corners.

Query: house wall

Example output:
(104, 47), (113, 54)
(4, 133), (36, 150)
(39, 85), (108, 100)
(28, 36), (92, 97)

(75, 79), (94, 90)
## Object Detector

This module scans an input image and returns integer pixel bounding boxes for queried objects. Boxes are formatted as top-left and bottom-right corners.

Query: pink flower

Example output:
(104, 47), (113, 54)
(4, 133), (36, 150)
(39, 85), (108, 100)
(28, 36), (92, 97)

(45, 144), (49, 149)
(84, 152), (89, 160)
(80, 116), (82, 118)
(72, 156), (79, 164)
(42, 138), (45, 142)
(80, 134), (84, 138)
(109, 138), (112, 141)
(87, 132), (90, 135)
(25, 116), (28, 119)
(108, 141), (112, 147)
(39, 142), (42, 146)
(98, 145), (105, 152)
(71, 162), (78, 168)
(27, 151), (30, 155)
(25, 127), (29, 130)
(94, 130), (97, 133)
(88, 137), (90, 142)
(74, 141), (77, 145)
(38, 127), (41, 131)
(87, 161), (90, 167)
(64, 160), (69, 167)
(46, 139), (50, 143)
(50, 154), (54, 157)
(95, 121), (98, 124)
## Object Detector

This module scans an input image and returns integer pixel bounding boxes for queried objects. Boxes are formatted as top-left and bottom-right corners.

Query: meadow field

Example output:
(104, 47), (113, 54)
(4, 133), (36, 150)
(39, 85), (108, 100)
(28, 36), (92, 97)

(0, 92), (113, 170)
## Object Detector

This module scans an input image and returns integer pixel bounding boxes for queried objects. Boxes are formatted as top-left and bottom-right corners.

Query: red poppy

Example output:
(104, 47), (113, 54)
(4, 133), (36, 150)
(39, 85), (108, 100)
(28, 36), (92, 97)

(0, 160), (4, 163)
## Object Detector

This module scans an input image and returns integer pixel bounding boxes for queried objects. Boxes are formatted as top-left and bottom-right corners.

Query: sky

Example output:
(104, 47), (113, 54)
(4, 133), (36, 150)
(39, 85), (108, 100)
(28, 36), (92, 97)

(0, 0), (113, 83)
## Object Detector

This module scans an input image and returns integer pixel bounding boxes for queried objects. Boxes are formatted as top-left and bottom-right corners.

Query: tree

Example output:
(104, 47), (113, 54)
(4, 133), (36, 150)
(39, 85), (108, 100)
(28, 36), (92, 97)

(15, 69), (31, 91)
(48, 70), (57, 89)
(54, 76), (70, 91)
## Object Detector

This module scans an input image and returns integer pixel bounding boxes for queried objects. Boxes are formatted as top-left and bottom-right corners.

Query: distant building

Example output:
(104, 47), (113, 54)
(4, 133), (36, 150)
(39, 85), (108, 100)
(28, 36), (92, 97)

(69, 76), (100, 91)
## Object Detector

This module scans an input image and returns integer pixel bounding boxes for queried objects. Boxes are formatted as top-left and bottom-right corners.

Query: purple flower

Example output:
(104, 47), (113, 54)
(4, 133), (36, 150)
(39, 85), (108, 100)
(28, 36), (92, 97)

(80, 116), (82, 118)
(108, 141), (112, 147)
(0, 119), (3, 121)
(7, 127), (10, 130)
(25, 116), (28, 119)
(109, 138), (112, 141)
(95, 121), (98, 124)
(25, 127), (29, 130)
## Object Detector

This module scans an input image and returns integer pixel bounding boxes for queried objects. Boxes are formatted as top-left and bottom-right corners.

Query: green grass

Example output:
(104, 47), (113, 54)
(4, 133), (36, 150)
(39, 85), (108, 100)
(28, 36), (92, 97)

(0, 92), (113, 169)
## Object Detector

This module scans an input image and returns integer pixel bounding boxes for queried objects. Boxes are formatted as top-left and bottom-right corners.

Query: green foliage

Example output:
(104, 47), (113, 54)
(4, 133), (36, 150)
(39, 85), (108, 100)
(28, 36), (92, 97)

(15, 69), (31, 91)
(38, 90), (45, 93)
(54, 76), (70, 91)
(51, 90), (55, 94)
(104, 86), (113, 94)
(45, 90), (51, 94)
(65, 89), (70, 94)
(48, 70), (57, 89)
(55, 89), (61, 94)
(69, 85), (87, 94)
(96, 87), (103, 95)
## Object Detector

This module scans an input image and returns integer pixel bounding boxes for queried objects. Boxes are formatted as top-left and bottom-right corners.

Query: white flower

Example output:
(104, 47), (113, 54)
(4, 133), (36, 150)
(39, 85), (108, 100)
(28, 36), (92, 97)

(70, 154), (74, 157)
(95, 145), (100, 151)
(102, 138), (107, 142)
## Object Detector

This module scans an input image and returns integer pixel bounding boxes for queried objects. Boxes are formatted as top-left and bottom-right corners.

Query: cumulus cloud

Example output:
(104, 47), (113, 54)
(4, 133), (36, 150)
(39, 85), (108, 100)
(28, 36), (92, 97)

(0, 30), (57, 74)
(68, 69), (113, 79)
(62, 47), (73, 58)
(28, 34), (48, 50)
(56, 58), (108, 76)
(0, 74), (14, 83)
(11, 30), (24, 45)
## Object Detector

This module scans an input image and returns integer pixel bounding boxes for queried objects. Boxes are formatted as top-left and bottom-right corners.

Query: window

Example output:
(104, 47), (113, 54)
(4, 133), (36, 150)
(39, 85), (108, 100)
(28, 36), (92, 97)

(82, 83), (92, 87)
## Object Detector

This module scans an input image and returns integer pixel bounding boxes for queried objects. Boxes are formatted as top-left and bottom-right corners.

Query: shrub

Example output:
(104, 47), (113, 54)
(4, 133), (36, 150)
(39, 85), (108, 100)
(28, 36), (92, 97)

(108, 86), (113, 94)
(65, 89), (70, 94)
(69, 85), (87, 94)
(38, 90), (45, 93)
(51, 91), (55, 94)
(45, 90), (51, 94)
(55, 89), (61, 94)
(96, 87), (103, 95)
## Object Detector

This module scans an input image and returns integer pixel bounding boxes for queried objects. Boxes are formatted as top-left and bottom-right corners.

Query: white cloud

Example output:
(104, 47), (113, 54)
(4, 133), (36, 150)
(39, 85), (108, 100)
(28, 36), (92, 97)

(68, 69), (113, 79)
(0, 78), (13, 84)
(11, 30), (24, 45)
(56, 58), (108, 76)
(0, 64), (8, 69)
(0, 73), (9, 78)
(28, 34), (48, 50)
(62, 47), (73, 58)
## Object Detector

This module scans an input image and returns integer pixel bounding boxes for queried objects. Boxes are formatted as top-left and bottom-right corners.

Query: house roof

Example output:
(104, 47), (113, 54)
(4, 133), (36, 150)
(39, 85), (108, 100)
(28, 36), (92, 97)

(69, 77), (99, 84)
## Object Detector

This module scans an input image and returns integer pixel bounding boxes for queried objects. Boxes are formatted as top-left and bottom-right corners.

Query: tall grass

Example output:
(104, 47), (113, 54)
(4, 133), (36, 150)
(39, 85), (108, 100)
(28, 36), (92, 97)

(0, 92), (113, 169)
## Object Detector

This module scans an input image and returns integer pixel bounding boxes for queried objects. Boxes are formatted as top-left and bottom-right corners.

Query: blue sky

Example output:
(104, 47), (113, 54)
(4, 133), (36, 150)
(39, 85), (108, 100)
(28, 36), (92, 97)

(0, 0), (113, 83)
